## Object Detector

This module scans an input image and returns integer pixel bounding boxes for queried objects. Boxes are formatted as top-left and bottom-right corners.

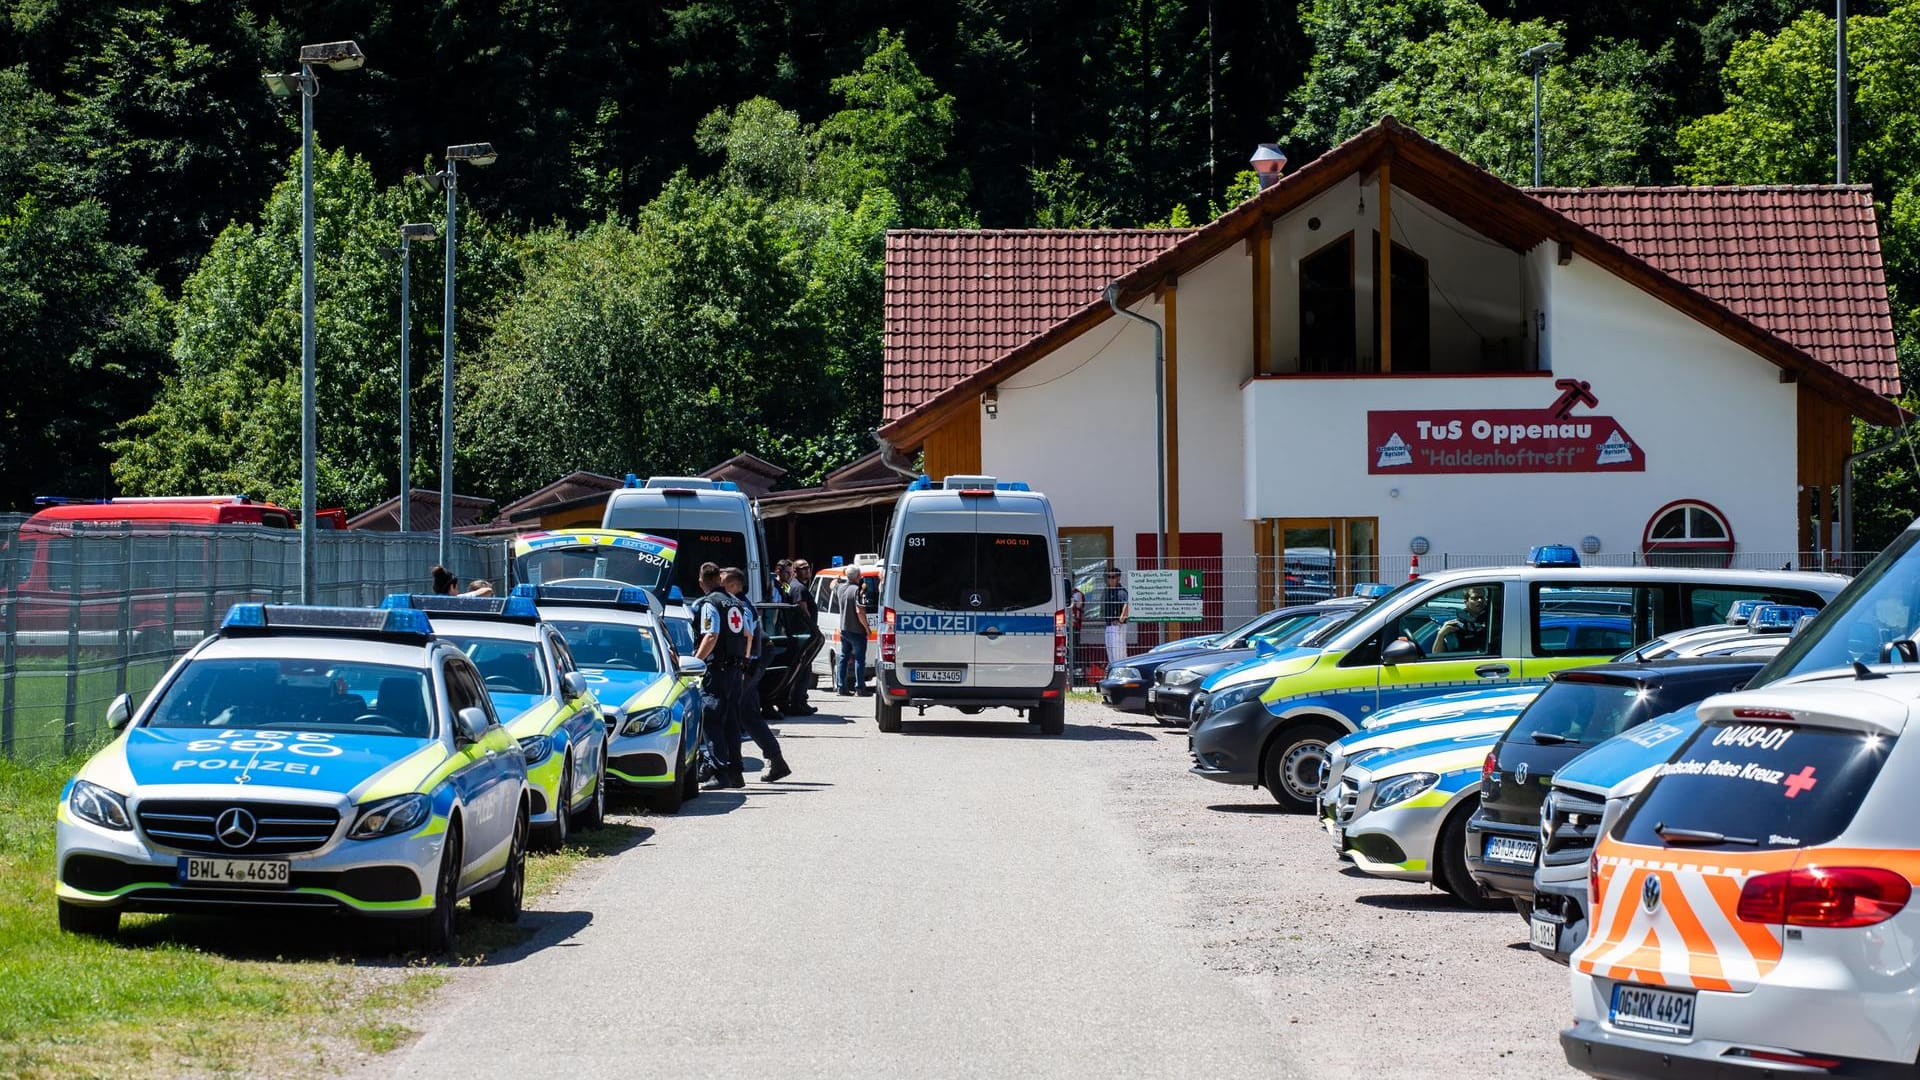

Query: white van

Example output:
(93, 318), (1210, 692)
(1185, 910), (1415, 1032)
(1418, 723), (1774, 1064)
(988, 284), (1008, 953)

(811, 554), (883, 678)
(876, 476), (1067, 734)
(602, 475), (770, 604)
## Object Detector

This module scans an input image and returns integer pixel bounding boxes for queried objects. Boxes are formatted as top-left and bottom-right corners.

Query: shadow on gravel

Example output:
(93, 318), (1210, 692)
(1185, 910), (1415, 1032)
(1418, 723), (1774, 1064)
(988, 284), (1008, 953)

(1207, 803), (1286, 814)
(1353, 891), (1486, 913)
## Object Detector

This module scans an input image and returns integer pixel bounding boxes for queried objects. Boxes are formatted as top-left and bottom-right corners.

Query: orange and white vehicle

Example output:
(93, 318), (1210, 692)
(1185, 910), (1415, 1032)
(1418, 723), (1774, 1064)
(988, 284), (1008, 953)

(809, 554), (883, 677)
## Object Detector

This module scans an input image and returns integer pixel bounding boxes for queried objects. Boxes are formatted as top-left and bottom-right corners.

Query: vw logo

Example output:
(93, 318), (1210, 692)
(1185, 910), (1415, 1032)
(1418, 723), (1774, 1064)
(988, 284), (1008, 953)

(1642, 874), (1662, 912)
(1514, 762), (1530, 785)
(215, 807), (258, 849)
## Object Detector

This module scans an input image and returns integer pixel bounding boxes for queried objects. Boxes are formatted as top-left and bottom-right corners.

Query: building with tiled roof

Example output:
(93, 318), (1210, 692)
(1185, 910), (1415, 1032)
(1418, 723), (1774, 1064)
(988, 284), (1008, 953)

(877, 118), (1899, 588)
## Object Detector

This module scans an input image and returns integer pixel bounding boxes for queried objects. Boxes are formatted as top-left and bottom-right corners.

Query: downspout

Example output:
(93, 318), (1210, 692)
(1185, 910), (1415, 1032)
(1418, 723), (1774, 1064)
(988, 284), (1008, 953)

(1842, 437), (1904, 562)
(1106, 283), (1168, 562)
(873, 432), (922, 480)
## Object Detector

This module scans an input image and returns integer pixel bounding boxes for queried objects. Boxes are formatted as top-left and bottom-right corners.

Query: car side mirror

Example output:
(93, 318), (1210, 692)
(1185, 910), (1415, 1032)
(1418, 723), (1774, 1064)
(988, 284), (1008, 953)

(106, 693), (133, 731)
(677, 655), (707, 678)
(1381, 637), (1424, 665)
(561, 671), (588, 700)
(455, 706), (491, 743)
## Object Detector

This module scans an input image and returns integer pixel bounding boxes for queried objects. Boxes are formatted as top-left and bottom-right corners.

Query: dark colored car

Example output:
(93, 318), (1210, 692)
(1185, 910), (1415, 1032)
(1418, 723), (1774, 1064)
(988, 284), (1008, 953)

(1147, 603), (1365, 725)
(1463, 656), (1767, 908)
(1097, 603), (1355, 713)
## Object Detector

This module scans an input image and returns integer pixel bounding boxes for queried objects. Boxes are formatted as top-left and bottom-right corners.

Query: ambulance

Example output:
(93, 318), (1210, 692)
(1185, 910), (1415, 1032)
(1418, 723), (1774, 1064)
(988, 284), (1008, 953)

(810, 554), (883, 680)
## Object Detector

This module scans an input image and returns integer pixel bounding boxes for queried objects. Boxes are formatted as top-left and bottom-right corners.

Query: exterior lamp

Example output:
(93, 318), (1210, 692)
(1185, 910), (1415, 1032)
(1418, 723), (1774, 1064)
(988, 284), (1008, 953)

(263, 39), (365, 604)
(432, 143), (497, 565)
(1520, 41), (1563, 187)
(1251, 144), (1288, 190)
(983, 387), (999, 419)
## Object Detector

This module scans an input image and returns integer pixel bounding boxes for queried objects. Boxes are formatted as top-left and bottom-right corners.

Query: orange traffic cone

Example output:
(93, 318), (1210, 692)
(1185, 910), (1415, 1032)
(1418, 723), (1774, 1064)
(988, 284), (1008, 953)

(1408, 554), (1420, 581)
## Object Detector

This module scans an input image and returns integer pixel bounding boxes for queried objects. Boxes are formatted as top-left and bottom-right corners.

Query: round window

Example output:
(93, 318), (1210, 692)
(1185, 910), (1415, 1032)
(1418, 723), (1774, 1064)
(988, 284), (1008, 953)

(1642, 500), (1734, 568)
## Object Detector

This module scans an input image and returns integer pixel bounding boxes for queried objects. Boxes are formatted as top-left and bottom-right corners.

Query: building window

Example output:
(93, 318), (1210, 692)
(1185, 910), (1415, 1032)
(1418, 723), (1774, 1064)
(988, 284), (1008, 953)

(1299, 234), (1356, 372)
(1642, 500), (1735, 568)
(1371, 234), (1430, 372)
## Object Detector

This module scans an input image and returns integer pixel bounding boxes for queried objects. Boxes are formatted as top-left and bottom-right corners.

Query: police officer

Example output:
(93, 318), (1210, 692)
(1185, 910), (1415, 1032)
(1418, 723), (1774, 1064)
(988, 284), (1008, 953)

(785, 559), (821, 715)
(692, 563), (749, 789)
(724, 567), (792, 782)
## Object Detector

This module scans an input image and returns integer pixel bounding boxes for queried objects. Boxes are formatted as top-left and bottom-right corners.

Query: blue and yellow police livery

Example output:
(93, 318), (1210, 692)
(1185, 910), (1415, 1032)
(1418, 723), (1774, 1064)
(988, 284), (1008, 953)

(516, 585), (705, 814)
(510, 529), (678, 593)
(55, 604), (530, 954)
(385, 594), (609, 848)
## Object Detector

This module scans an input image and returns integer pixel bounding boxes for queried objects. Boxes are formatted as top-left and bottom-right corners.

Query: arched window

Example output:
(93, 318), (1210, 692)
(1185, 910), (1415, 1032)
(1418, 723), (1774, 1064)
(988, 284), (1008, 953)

(1642, 500), (1734, 568)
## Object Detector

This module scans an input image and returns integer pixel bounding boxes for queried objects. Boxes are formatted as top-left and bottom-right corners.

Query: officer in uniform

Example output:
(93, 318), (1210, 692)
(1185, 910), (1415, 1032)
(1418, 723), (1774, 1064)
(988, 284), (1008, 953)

(692, 563), (749, 789)
(724, 567), (791, 782)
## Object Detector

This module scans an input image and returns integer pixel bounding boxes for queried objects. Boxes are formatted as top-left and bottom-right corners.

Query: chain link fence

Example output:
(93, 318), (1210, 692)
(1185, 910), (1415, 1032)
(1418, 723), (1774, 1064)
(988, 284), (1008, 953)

(1061, 548), (1874, 686)
(0, 514), (505, 760)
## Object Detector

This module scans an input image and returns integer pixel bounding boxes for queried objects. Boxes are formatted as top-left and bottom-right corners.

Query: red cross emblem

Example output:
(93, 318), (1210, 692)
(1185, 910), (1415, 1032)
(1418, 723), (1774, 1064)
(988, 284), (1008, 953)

(1783, 765), (1818, 799)
(726, 607), (745, 634)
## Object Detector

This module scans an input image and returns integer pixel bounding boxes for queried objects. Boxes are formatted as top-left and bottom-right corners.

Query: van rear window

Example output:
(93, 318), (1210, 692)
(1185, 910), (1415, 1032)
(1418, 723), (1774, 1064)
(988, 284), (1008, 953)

(1508, 677), (1649, 748)
(1615, 723), (1891, 852)
(899, 533), (1052, 612)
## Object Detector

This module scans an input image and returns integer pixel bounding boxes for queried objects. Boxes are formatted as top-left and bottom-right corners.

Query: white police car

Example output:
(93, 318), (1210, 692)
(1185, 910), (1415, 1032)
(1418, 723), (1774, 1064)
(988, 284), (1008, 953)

(55, 604), (530, 953)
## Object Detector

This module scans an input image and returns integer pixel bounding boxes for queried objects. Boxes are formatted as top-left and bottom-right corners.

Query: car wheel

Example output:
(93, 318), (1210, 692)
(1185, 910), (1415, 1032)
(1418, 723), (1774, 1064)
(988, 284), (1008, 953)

(645, 735), (685, 814)
(681, 739), (701, 801)
(543, 756), (572, 849)
(408, 818), (462, 954)
(876, 695), (903, 733)
(1262, 722), (1341, 812)
(576, 751), (606, 831)
(1035, 698), (1066, 736)
(473, 806), (526, 922)
(57, 900), (119, 938)
(1513, 898), (1534, 922)
(1437, 805), (1501, 910)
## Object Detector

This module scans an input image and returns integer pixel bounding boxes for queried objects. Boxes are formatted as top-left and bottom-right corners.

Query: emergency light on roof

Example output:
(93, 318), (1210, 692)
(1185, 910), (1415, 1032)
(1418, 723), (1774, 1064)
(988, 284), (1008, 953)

(1352, 582), (1393, 599)
(853, 553), (882, 567)
(511, 582), (660, 612)
(380, 593), (541, 623)
(1748, 604), (1820, 634)
(668, 586), (685, 603)
(1726, 599), (1767, 625)
(906, 475), (934, 492)
(636, 476), (739, 493)
(219, 603), (433, 640)
(830, 555), (845, 567)
(1526, 544), (1581, 568)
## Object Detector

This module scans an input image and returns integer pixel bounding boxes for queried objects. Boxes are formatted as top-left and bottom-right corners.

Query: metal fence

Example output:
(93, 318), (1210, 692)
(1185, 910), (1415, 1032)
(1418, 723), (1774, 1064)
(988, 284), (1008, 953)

(0, 514), (505, 759)
(1062, 549), (1875, 686)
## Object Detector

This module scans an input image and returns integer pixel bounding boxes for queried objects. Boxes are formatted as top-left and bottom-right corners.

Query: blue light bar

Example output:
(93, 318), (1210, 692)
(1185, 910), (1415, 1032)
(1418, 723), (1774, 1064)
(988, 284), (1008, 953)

(220, 603), (433, 640)
(1352, 582), (1392, 599)
(623, 472), (640, 488)
(1527, 544), (1581, 568)
(515, 583), (658, 612)
(1748, 604), (1820, 633)
(381, 593), (541, 623)
(716, 480), (739, 492)
(997, 481), (1031, 491)
(906, 474), (933, 491)
(667, 586), (685, 602)
(1725, 599), (1767, 625)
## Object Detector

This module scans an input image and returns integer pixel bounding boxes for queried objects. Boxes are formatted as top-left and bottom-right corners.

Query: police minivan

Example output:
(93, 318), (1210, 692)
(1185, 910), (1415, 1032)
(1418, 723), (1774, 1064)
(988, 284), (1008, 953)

(875, 476), (1068, 734)
(602, 475), (770, 603)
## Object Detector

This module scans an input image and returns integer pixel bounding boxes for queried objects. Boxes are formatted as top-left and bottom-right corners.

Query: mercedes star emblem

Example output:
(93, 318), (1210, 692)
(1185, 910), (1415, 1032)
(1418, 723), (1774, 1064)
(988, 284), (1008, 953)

(1642, 873), (1662, 912)
(215, 807), (258, 848)
(1514, 761), (1529, 785)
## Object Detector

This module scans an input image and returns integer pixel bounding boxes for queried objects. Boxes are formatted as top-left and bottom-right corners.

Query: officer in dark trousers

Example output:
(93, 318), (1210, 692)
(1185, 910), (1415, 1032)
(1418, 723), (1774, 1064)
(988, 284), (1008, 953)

(692, 563), (748, 789)
(724, 567), (791, 782)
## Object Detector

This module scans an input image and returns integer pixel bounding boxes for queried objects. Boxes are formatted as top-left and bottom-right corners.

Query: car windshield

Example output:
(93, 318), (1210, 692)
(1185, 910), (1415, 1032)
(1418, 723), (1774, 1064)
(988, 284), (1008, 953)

(146, 659), (434, 739)
(1270, 611), (1353, 649)
(442, 636), (546, 695)
(1507, 678), (1649, 748)
(662, 614), (696, 656)
(514, 547), (673, 593)
(1240, 611), (1321, 647)
(1758, 529), (1920, 684)
(551, 619), (663, 673)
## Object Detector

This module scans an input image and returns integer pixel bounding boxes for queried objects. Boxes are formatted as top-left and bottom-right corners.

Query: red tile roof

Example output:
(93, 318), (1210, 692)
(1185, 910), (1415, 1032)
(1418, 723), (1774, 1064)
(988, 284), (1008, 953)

(883, 230), (1191, 420)
(1533, 186), (1898, 396)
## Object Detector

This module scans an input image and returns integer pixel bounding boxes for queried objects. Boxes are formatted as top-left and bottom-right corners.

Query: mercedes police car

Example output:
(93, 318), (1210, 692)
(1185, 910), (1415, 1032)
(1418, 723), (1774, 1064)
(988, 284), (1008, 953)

(386, 593), (609, 847)
(1334, 728), (1505, 905)
(55, 604), (530, 953)
(516, 584), (704, 813)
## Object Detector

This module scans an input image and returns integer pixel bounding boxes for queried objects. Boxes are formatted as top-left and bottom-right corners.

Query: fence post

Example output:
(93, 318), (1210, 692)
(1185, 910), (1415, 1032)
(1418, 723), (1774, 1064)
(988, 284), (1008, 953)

(63, 544), (81, 756)
(164, 527), (179, 657)
(116, 529), (132, 700)
(2, 524), (16, 757)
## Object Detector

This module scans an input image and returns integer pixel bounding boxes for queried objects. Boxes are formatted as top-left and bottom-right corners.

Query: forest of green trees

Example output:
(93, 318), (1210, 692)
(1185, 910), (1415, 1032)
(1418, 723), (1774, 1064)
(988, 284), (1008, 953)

(4, 1), (1918, 545)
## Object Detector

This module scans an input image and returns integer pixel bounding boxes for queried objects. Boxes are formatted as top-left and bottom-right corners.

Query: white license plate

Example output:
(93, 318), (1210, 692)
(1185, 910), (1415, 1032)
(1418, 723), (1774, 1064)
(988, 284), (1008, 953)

(909, 667), (963, 684)
(180, 856), (291, 887)
(1610, 983), (1696, 1037)
(1530, 915), (1561, 952)
(1484, 836), (1538, 866)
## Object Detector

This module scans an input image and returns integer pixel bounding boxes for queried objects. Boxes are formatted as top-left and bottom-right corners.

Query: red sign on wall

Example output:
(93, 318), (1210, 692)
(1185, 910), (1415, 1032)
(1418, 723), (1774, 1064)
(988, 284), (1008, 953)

(1367, 381), (1645, 475)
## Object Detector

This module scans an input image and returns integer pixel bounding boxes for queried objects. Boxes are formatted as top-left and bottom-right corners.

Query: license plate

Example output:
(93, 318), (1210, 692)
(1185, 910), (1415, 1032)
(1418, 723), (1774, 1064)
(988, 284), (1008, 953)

(1484, 836), (1538, 866)
(1530, 915), (1561, 952)
(909, 667), (963, 684)
(1610, 983), (1696, 1037)
(179, 856), (291, 887)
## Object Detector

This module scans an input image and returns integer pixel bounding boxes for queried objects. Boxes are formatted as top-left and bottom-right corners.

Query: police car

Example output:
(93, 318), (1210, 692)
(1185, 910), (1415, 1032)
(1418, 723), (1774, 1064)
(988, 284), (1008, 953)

(1334, 729), (1505, 904)
(385, 594), (609, 847)
(515, 584), (704, 813)
(55, 604), (530, 953)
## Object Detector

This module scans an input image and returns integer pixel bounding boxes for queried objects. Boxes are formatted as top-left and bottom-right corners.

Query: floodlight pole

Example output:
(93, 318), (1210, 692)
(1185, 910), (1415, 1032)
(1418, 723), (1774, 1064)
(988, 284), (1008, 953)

(1521, 42), (1561, 188)
(299, 62), (318, 603)
(1837, 0), (1850, 184)
(398, 230), (415, 528)
(439, 156), (459, 567)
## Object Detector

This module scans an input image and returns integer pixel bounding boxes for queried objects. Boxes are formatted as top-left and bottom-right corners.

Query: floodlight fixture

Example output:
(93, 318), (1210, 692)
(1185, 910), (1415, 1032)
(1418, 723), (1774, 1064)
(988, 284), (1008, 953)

(299, 40), (366, 71)
(399, 222), (438, 241)
(262, 72), (298, 97)
(446, 143), (498, 166)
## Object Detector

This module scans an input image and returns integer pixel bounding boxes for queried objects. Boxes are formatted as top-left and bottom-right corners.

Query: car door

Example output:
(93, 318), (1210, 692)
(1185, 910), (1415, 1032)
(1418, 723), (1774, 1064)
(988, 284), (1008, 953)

(547, 629), (601, 810)
(1521, 582), (1668, 681)
(968, 508), (1057, 690)
(1373, 579), (1516, 712)
(442, 657), (515, 883)
(893, 512), (981, 685)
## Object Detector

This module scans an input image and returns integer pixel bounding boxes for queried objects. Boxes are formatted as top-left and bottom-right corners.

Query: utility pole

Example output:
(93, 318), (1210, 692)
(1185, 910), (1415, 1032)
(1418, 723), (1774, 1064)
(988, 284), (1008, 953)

(1837, 0), (1850, 184)
(1521, 41), (1562, 188)
(396, 223), (436, 529)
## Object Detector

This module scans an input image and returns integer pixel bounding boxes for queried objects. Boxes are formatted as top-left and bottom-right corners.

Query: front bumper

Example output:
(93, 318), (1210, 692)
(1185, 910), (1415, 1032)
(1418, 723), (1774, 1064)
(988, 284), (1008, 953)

(1464, 814), (1538, 900)
(605, 720), (681, 790)
(1341, 797), (1447, 882)
(1097, 676), (1147, 711)
(1149, 682), (1199, 723)
(56, 790), (440, 917)
(1187, 697), (1271, 786)
(1533, 857), (1589, 965)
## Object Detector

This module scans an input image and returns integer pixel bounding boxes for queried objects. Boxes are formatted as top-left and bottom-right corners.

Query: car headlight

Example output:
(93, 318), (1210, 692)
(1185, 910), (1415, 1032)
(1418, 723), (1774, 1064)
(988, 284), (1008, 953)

(1110, 667), (1140, 683)
(69, 780), (131, 831)
(348, 793), (432, 840)
(1207, 681), (1267, 714)
(1372, 772), (1440, 810)
(621, 707), (671, 737)
(1346, 746), (1390, 768)
(518, 734), (554, 766)
(1164, 669), (1201, 686)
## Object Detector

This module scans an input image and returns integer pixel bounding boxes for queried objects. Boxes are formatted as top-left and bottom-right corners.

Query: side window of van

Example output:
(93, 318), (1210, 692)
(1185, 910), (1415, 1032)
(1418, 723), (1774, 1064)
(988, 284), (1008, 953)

(1387, 583), (1503, 660)
(1532, 584), (1664, 656)
(1686, 585), (1824, 626)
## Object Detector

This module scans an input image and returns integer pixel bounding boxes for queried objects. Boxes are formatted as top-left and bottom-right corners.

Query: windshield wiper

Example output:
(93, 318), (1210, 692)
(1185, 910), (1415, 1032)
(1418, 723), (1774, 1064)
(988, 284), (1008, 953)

(1529, 732), (1570, 745)
(1655, 822), (1757, 847)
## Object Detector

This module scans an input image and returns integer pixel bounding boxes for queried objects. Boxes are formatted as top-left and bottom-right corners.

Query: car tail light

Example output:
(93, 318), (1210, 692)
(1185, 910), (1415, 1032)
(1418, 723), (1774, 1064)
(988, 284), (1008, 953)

(1482, 750), (1498, 785)
(880, 606), (896, 663)
(1053, 609), (1067, 666)
(1737, 867), (1912, 928)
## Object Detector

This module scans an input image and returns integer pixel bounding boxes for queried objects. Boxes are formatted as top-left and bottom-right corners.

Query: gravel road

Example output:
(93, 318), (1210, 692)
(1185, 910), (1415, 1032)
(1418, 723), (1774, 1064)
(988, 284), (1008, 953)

(371, 695), (1569, 1079)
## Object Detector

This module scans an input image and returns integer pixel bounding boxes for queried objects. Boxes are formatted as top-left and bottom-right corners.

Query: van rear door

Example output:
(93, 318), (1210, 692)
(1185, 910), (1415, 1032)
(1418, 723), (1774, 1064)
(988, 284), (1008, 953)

(893, 506), (981, 684)
(967, 505), (1056, 690)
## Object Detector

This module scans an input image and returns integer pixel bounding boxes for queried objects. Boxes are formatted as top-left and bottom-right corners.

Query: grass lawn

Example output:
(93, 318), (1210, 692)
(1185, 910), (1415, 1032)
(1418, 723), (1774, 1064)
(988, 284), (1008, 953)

(5, 657), (172, 761)
(0, 748), (649, 1078)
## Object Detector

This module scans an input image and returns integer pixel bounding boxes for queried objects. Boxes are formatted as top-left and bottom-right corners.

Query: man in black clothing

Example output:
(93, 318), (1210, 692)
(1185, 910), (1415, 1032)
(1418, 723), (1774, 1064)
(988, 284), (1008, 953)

(786, 559), (821, 715)
(692, 562), (749, 789)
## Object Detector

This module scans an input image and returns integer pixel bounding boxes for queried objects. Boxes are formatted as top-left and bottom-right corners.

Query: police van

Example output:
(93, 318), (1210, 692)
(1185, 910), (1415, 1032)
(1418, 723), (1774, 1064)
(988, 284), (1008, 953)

(602, 475), (770, 604)
(875, 476), (1068, 735)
